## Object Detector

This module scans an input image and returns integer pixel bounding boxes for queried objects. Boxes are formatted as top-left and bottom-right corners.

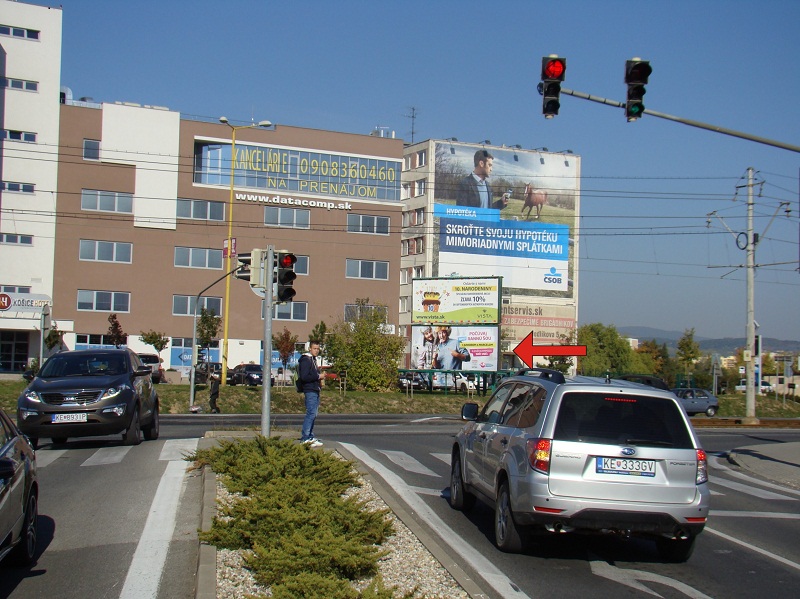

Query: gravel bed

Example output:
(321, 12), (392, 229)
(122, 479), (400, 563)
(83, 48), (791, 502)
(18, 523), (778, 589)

(213, 454), (469, 599)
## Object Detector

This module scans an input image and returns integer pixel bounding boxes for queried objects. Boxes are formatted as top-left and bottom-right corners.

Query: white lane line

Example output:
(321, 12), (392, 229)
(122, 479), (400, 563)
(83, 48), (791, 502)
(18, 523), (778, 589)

(342, 443), (530, 599)
(81, 446), (132, 467)
(378, 450), (439, 477)
(711, 477), (796, 500)
(119, 459), (187, 598)
(710, 510), (800, 520)
(432, 452), (451, 464)
(705, 526), (800, 573)
(710, 455), (800, 497)
(159, 438), (200, 461)
(35, 449), (66, 468)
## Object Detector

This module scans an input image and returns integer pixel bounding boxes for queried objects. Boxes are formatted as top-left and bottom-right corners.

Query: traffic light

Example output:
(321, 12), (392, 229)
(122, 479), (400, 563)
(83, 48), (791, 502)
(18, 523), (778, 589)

(624, 58), (652, 121)
(539, 55), (566, 118)
(274, 251), (297, 303)
(234, 249), (265, 288)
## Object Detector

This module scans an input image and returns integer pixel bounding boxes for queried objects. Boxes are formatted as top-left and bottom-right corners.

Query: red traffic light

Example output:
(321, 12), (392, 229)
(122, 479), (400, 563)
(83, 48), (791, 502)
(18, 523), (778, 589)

(625, 59), (652, 84)
(541, 57), (566, 81)
(278, 253), (296, 268)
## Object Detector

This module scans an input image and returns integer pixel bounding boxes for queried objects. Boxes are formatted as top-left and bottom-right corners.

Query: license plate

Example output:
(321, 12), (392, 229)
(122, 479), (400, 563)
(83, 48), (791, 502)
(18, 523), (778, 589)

(52, 413), (88, 424)
(596, 457), (656, 477)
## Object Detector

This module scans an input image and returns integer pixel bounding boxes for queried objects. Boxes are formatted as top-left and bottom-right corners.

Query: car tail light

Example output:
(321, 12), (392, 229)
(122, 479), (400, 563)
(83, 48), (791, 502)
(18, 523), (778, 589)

(696, 449), (708, 484)
(527, 438), (552, 474)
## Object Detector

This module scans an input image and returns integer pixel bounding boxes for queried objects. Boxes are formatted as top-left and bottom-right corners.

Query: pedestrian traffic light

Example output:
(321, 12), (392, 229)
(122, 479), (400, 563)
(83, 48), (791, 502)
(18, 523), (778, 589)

(624, 58), (652, 121)
(274, 251), (297, 303)
(539, 55), (566, 118)
(235, 249), (265, 288)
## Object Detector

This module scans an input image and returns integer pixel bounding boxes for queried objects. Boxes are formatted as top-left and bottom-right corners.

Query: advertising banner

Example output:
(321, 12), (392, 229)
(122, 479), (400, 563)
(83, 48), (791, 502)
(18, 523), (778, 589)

(410, 324), (499, 372)
(412, 277), (501, 324)
(501, 302), (577, 345)
(433, 142), (578, 297)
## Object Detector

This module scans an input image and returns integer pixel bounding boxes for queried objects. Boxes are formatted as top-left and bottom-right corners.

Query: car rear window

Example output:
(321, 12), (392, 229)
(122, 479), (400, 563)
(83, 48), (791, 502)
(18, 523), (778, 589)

(554, 392), (694, 449)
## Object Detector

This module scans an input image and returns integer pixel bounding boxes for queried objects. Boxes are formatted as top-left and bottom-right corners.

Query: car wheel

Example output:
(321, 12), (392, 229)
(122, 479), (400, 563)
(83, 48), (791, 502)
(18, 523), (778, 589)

(11, 490), (38, 566)
(656, 534), (696, 562)
(449, 452), (476, 511)
(51, 436), (68, 445)
(143, 402), (160, 441)
(495, 480), (523, 553)
(706, 406), (718, 417)
(123, 407), (141, 446)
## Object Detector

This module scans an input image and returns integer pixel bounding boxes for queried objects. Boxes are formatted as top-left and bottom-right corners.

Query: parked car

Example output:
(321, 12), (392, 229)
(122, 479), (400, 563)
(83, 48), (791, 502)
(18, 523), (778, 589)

(227, 363), (265, 386)
(450, 367), (709, 562)
(454, 372), (481, 393)
(671, 387), (719, 417)
(137, 352), (164, 384)
(194, 361), (222, 384)
(0, 409), (38, 566)
(398, 372), (429, 390)
(17, 348), (159, 448)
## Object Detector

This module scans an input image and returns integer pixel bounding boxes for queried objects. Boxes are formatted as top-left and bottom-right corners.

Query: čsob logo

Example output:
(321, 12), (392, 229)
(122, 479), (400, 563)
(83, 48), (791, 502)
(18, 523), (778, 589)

(543, 266), (563, 284)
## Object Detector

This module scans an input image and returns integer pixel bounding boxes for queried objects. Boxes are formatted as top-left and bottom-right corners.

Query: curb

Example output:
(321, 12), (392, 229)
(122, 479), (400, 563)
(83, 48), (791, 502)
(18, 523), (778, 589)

(195, 438), (218, 599)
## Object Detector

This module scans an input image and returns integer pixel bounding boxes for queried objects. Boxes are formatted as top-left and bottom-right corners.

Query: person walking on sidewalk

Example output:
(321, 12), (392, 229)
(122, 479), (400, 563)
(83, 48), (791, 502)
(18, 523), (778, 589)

(209, 373), (221, 413)
(298, 341), (324, 447)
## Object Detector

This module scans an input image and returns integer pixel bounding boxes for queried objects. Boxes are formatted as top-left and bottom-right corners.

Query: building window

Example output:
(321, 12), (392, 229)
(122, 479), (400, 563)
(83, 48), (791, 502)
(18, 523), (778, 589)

(293, 255), (309, 275)
(83, 139), (100, 161)
(417, 150), (427, 167)
(347, 213), (389, 235)
(345, 259), (389, 280)
(0, 77), (38, 92)
(81, 189), (133, 214)
(399, 296), (409, 312)
(177, 198), (225, 221)
(79, 240), (132, 263)
(413, 265), (425, 278)
(1, 129), (36, 143)
(344, 303), (387, 323)
(401, 240), (409, 257)
(75, 334), (128, 347)
(414, 208), (425, 225)
(400, 268), (409, 285)
(0, 24), (40, 40)
(172, 295), (222, 317)
(401, 183), (411, 200)
(174, 247), (223, 269)
(415, 179), (426, 196)
(1, 285), (31, 294)
(265, 206), (310, 229)
(1, 181), (34, 194)
(77, 290), (130, 312)
(0, 233), (33, 245)
(270, 301), (307, 321)
(415, 236), (425, 254)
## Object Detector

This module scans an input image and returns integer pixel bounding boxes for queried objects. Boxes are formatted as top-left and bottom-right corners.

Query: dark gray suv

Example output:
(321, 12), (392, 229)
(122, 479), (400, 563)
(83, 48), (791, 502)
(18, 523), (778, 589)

(450, 368), (709, 562)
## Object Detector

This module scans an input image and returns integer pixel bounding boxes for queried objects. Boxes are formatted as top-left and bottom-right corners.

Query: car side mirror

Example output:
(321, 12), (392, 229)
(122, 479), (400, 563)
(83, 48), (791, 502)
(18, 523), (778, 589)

(461, 402), (479, 421)
(135, 366), (152, 377)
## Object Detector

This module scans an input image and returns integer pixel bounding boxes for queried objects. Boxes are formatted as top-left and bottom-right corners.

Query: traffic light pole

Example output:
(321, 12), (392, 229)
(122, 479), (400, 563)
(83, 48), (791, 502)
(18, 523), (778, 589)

(261, 246), (275, 437)
(560, 87), (800, 154)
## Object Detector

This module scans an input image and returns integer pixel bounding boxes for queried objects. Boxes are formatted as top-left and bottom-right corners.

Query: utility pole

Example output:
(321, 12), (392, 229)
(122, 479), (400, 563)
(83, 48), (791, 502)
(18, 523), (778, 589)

(262, 246), (275, 437)
(744, 167), (758, 423)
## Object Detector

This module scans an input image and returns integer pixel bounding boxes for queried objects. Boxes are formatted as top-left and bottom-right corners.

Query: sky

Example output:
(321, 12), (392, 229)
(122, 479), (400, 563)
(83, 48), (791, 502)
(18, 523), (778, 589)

(49, 0), (800, 342)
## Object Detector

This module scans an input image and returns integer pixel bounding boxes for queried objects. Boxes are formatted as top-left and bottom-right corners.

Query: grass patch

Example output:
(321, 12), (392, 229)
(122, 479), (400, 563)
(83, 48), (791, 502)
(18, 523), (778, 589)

(191, 437), (412, 599)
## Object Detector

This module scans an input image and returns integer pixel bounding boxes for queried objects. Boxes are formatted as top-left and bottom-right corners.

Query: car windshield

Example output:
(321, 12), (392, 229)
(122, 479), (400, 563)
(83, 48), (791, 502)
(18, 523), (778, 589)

(244, 365), (262, 372)
(139, 355), (159, 364)
(553, 392), (693, 449)
(39, 354), (127, 377)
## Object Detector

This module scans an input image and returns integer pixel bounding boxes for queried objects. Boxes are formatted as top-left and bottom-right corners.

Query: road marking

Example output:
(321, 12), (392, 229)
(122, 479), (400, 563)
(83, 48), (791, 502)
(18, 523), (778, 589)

(378, 450), (439, 477)
(342, 442), (530, 599)
(710, 510), (800, 520)
(159, 438), (200, 461)
(711, 477), (796, 500)
(432, 452), (450, 464)
(710, 455), (800, 497)
(35, 449), (66, 468)
(705, 526), (800, 572)
(119, 459), (188, 598)
(591, 558), (712, 598)
(81, 446), (132, 466)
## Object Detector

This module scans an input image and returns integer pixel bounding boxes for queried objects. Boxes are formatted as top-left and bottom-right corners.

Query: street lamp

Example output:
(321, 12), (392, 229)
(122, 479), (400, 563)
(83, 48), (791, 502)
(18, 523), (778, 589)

(219, 116), (272, 386)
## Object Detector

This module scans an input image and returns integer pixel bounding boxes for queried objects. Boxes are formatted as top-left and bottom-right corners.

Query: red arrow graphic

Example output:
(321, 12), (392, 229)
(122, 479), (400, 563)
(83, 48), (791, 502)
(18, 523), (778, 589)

(513, 332), (587, 368)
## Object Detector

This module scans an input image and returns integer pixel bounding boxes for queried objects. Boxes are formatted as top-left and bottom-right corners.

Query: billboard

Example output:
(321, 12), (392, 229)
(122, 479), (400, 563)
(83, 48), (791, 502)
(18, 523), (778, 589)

(411, 276), (501, 324)
(410, 324), (499, 373)
(433, 142), (578, 297)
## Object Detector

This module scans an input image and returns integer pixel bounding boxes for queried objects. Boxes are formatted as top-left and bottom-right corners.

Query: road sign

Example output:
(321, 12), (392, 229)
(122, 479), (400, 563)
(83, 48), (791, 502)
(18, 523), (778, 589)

(513, 332), (587, 368)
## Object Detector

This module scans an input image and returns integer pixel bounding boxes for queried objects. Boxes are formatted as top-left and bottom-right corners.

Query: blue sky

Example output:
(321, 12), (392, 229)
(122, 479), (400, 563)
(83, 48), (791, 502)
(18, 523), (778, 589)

(54, 0), (800, 341)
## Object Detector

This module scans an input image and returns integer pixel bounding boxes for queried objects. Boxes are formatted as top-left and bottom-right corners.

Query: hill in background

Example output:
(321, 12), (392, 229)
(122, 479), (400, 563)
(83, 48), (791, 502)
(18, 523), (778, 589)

(616, 326), (800, 357)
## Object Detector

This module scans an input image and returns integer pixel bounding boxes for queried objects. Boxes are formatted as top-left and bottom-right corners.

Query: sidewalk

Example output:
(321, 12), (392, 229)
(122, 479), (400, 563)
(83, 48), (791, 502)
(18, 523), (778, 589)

(728, 441), (800, 489)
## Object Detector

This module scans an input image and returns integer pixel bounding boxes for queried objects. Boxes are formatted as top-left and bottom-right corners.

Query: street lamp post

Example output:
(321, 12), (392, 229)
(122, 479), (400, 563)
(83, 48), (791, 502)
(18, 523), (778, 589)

(218, 116), (272, 386)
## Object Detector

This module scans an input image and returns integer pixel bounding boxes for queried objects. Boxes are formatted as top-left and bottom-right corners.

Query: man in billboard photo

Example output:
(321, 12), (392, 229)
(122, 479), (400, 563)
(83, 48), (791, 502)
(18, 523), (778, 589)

(456, 149), (508, 210)
(432, 326), (471, 370)
(414, 326), (436, 369)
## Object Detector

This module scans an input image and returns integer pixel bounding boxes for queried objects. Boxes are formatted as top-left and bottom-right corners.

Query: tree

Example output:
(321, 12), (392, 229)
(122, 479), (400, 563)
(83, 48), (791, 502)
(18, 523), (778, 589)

(140, 330), (169, 359)
(273, 327), (299, 372)
(44, 322), (64, 350)
(676, 328), (701, 382)
(309, 321), (327, 344)
(546, 330), (577, 374)
(576, 323), (635, 376)
(106, 313), (127, 348)
(324, 298), (405, 391)
(196, 308), (221, 362)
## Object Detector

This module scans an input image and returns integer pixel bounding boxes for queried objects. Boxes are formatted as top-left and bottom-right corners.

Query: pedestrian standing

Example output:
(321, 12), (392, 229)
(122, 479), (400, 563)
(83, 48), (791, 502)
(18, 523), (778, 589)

(298, 341), (323, 447)
(209, 373), (221, 414)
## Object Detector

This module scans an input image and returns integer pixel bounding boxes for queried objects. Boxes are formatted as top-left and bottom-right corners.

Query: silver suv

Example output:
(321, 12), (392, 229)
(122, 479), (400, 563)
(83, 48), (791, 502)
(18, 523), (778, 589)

(449, 368), (709, 562)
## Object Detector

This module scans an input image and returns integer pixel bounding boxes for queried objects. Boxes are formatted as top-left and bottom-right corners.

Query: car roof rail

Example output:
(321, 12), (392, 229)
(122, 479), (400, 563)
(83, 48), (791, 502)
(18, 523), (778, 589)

(514, 367), (566, 384)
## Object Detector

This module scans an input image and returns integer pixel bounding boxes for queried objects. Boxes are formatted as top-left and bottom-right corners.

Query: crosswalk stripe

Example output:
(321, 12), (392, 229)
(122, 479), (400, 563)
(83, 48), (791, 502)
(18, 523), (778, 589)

(431, 452), (450, 465)
(711, 477), (797, 500)
(159, 438), (200, 461)
(34, 449), (66, 468)
(81, 445), (132, 466)
(377, 450), (439, 477)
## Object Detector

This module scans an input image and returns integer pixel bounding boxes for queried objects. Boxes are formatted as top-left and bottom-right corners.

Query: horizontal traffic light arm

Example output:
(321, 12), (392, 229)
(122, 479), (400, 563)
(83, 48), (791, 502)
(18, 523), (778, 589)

(557, 86), (800, 153)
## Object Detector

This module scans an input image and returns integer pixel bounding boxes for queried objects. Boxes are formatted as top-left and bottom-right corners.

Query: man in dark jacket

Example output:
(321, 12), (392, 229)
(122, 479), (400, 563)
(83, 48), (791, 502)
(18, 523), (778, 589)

(456, 149), (507, 210)
(298, 341), (323, 447)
